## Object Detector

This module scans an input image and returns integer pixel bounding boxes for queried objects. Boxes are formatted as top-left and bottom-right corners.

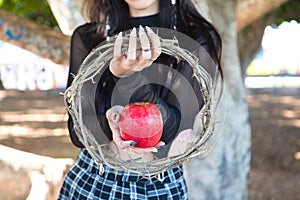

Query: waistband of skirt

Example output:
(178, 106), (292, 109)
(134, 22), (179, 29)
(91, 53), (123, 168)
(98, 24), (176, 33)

(78, 148), (183, 183)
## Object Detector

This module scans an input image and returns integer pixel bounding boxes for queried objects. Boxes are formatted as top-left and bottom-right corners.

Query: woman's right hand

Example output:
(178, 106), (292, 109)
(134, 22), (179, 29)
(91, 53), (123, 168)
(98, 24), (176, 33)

(109, 26), (161, 77)
(106, 105), (165, 154)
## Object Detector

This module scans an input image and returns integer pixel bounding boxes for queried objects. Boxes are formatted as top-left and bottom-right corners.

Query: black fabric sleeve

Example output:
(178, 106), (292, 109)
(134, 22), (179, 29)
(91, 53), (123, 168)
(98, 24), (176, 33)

(66, 26), (91, 148)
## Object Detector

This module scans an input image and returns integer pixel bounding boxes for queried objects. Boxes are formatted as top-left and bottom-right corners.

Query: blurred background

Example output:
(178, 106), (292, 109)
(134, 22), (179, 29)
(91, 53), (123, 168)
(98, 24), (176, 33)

(0, 0), (299, 199)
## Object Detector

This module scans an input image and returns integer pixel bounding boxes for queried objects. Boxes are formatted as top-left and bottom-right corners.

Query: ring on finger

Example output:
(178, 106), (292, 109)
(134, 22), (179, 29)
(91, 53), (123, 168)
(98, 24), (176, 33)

(142, 48), (151, 52)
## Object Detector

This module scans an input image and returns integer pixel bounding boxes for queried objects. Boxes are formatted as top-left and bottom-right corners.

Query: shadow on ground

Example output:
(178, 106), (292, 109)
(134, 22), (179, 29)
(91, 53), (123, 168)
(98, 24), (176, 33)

(0, 88), (299, 199)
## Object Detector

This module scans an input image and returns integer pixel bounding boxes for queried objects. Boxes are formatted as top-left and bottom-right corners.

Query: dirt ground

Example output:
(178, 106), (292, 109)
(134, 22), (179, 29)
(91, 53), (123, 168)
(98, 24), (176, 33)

(0, 87), (299, 200)
(246, 87), (300, 200)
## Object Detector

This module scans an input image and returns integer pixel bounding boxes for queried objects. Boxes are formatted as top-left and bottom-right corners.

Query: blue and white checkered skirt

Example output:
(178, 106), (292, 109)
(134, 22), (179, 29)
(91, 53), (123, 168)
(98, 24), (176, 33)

(58, 149), (188, 200)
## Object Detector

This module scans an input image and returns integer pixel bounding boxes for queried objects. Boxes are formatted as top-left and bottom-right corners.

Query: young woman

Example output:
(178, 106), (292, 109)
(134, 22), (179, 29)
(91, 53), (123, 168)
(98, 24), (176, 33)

(58, 0), (222, 199)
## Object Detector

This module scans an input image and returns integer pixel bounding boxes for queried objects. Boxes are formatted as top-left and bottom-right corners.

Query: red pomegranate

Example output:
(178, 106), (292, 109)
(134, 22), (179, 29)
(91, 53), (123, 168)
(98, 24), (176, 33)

(119, 102), (163, 148)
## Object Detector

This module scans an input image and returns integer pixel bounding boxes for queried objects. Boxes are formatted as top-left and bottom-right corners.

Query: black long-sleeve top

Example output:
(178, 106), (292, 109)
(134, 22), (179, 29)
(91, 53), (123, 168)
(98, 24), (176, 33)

(67, 14), (216, 151)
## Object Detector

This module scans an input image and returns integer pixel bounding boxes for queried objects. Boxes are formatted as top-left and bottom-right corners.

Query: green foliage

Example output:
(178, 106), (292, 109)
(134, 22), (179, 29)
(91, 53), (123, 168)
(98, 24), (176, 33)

(267, 0), (300, 25)
(0, 0), (58, 28)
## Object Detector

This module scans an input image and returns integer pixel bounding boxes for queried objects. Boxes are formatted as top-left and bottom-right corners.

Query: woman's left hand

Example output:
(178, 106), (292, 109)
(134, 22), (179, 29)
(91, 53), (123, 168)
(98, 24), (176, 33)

(106, 105), (165, 154)
(109, 26), (161, 77)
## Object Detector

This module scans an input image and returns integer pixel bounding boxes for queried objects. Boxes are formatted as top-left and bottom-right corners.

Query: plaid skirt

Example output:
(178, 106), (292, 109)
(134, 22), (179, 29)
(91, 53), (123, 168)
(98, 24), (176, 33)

(58, 149), (188, 200)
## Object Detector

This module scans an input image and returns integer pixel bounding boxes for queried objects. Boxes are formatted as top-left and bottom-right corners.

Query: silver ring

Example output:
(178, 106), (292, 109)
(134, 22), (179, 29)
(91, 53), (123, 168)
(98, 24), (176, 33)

(142, 48), (151, 52)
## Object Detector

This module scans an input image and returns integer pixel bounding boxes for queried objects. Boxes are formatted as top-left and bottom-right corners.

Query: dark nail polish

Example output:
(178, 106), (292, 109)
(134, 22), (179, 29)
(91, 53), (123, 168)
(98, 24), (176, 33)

(112, 113), (118, 121)
(157, 146), (165, 150)
(130, 142), (138, 147)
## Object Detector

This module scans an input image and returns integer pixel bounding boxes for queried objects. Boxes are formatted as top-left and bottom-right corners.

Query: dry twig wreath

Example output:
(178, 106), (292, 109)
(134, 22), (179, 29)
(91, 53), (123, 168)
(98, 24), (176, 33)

(64, 28), (223, 178)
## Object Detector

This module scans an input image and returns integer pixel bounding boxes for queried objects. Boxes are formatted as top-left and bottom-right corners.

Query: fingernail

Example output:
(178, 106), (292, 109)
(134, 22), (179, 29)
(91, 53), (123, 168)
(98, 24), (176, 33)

(118, 32), (122, 37)
(130, 142), (138, 147)
(157, 145), (165, 150)
(116, 32), (123, 40)
(112, 113), (118, 121)
(151, 148), (158, 153)
(106, 111), (110, 119)
(131, 27), (136, 36)
(145, 26), (153, 33)
(139, 25), (145, 32)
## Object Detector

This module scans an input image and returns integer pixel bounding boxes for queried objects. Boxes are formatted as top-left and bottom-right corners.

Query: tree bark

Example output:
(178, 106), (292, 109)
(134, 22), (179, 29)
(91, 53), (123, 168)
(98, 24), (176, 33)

(0, 0), (290, 66)
(185, 1), (251, 199)
(47, 0), (85, 36)
(46, 0), (290, 35)
(237, 0), (289, 30)
(0, 145), (74, 200)
(0, 9), (70, 65)
(238, 0), (299, 72)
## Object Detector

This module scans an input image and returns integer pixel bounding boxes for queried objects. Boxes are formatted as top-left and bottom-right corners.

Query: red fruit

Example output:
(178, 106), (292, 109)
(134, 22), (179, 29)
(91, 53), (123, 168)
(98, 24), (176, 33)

(119, 102), (163, 148)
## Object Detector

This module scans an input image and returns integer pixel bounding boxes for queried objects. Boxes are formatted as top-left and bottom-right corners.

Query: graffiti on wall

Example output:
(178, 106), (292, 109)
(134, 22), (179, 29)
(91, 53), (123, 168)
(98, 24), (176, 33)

(0, 41), (68, 90)
(0, 63), (68, 90)
(0, 18), (25, 41)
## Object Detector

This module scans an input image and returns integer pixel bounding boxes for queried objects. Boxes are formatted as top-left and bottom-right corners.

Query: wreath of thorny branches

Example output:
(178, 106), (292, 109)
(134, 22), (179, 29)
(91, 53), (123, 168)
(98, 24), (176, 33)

(64, 31), (220, 178)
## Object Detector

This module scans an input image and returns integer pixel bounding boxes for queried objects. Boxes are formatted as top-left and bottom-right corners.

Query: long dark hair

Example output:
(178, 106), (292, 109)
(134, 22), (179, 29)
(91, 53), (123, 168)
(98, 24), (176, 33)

(83, 0), (222, 77)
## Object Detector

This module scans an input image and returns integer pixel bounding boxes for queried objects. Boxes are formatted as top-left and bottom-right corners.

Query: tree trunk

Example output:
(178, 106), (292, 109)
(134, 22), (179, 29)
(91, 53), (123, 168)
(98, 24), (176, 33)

(237, 0), (289, 30)
(0, 145), (74, 200)
(45, 0), (291, 36)
(238, 0), (300, 73)
(47, 0), (85, 36)
(238, 21), (266, 74)
(185, 1), (251, 199)
(0, 9), (70, 65)
(0, 0), (290, 66)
